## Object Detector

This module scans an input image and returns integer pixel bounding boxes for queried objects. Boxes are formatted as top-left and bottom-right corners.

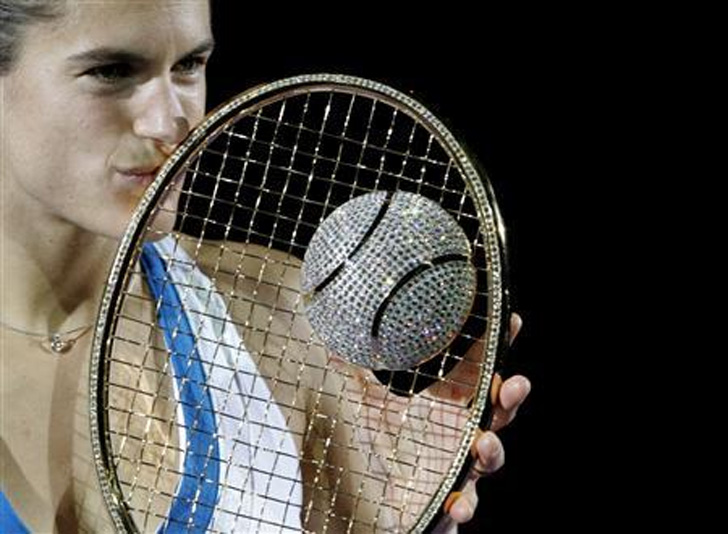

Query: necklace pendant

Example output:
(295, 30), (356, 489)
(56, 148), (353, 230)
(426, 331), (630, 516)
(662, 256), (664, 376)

(49, 334), (73, 354)
(2, 321), (91, 355)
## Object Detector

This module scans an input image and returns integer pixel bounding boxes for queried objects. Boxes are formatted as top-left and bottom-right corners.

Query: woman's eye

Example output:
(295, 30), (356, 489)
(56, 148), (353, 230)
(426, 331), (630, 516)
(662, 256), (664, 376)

(84, 63), (134, 84)
(174, 56), (207, 76)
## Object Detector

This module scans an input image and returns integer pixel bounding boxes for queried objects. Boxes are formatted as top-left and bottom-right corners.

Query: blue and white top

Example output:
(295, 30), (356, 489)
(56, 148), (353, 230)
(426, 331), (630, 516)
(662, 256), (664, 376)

(0, 491), (29, 534)
(1, 237), (303, 533)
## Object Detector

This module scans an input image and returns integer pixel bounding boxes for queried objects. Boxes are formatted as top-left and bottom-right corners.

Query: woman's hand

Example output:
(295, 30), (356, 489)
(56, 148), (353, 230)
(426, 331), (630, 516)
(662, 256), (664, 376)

(326, 312), (531, 531)
(446, 313), (531, 524)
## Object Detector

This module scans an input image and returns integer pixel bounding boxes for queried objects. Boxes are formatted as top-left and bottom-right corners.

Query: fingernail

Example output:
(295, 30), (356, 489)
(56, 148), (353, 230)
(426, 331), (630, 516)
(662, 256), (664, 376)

(509, 313), (523, 344)
(478, 431), (497, 460)
(444, 491), (462, 513)
(516, 376), (532, 397)
(452, 497), (472, 522)
(489, 373), (503, 406)
(503, 377), (531, 409)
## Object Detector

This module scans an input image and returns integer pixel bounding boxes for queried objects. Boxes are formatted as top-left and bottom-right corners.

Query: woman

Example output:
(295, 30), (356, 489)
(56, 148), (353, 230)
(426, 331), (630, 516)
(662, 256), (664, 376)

(0, 1), (531, 532)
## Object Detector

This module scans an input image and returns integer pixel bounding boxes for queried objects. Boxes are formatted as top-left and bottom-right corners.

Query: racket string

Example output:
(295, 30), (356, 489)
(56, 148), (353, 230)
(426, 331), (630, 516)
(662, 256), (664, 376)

(98, 79), (502, 532)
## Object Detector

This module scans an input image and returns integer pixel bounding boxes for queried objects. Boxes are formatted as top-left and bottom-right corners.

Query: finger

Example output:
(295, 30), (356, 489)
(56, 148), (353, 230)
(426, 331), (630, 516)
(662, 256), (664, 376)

(509, 312), (523, 345)
(499, 375), (531, 411)
(445, 431), (505, 524)
(424, 313), (523, 402)
(490, 375), (531, 431)
(475, 430), (505, 474)
(446, 478), (479, 523)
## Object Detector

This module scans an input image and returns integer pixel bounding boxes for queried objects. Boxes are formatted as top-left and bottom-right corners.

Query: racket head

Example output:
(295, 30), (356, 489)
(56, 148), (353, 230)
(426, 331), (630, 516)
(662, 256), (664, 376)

(89, 73), (509, 533)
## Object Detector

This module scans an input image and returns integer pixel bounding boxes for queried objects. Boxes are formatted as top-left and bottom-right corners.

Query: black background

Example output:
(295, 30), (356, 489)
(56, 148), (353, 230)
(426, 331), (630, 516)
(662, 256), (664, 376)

(204, 4), (609, 531)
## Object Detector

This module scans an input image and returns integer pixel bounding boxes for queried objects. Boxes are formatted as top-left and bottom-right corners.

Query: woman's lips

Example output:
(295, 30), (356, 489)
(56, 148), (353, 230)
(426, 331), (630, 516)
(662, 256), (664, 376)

(115, 168), (159, 188)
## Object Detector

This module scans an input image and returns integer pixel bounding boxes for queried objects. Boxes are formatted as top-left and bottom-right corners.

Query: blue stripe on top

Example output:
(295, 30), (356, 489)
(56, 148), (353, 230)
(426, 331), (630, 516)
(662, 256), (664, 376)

(141, 243), (220, 534)
(0, 490), (30, 534)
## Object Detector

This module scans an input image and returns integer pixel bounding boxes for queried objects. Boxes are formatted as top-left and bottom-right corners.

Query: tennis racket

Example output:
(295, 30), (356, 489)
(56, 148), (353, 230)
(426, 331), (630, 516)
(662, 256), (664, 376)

(89, 73), (510, 533)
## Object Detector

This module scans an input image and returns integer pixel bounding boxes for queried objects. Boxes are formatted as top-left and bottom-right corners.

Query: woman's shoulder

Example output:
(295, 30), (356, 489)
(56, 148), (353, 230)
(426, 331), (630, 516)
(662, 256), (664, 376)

(176, 237), (303, 299)
(174, 236), (345, 411)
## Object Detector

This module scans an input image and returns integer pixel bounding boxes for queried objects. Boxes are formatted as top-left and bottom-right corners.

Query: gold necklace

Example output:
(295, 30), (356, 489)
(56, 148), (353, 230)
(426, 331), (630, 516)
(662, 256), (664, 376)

(0, 320), (93, 354)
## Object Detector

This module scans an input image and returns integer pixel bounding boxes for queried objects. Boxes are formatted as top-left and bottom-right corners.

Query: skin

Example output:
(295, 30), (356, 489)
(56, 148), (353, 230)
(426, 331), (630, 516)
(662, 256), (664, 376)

(1, 2), (213, 531)
(0, 1), (530, 532)
(175, 240), (530, 532)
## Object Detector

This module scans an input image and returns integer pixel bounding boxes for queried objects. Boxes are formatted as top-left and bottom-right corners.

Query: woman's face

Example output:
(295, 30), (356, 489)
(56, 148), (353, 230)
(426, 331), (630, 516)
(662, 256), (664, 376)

(2, 0), (213, 238)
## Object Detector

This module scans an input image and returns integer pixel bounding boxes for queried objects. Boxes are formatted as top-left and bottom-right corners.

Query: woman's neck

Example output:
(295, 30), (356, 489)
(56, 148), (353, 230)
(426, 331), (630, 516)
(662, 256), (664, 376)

(1, 189), (118, 334)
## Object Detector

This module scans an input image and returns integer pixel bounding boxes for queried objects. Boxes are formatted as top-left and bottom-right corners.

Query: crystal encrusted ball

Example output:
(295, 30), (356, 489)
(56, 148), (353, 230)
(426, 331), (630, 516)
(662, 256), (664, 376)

(302, 191), (476, 370)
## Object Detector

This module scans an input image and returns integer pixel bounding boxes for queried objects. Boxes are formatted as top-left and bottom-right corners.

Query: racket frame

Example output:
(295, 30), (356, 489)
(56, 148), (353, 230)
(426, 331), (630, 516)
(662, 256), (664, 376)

(89, 73), (509, 533)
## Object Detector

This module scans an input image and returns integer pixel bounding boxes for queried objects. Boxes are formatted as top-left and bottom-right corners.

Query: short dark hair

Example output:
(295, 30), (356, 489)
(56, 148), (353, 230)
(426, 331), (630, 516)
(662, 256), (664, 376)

(0, 1), (64, 75)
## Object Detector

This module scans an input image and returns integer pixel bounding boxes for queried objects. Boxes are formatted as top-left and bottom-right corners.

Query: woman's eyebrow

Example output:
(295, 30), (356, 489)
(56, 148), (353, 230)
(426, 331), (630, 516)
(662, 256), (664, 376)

(67, 47), (147, 66)
(67, 39), (215, 65)
(181, 39), (216, 59)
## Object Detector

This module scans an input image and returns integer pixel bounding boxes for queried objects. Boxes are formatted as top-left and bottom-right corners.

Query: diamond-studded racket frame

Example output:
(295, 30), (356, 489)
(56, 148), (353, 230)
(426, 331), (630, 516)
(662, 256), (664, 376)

(89, 74), (509, 533)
